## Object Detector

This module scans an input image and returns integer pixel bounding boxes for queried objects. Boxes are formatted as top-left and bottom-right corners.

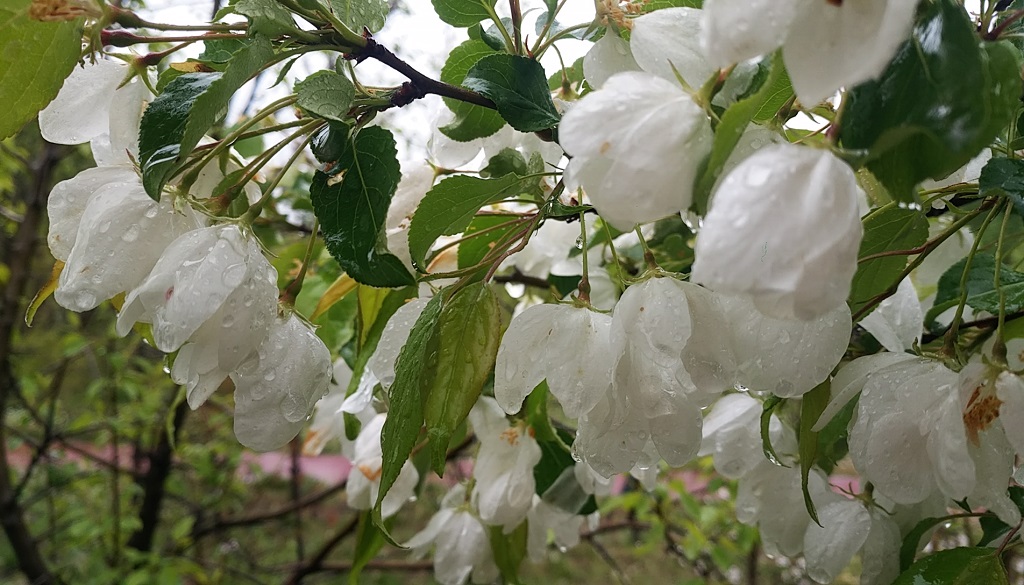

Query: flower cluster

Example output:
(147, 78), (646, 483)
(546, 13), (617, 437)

(40, 60), (330, 450)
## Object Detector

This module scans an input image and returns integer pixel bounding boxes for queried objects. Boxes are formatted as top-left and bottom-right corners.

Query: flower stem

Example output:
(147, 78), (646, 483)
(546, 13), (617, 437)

(992, 200), (1014, 366)
(281, 218), (320, 306)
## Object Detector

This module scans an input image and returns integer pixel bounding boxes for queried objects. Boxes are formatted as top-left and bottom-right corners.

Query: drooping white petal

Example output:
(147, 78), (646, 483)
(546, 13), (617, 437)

(630, 8), (713, 87)
(346, 414), (419, 518)
(693, 144), (863, 320)
(368, 297), (430, 390)
(101, 75), (150, 165)
(860, 277), (923, 353)
(304, 359), (358, 456)
(435, 511), (497, 585)
(997, 372), (1024, 457)
(55, 182), (199, 312)
(471, 398), (542, 530)
(582, 32), (639, 89)
(47, 165), (138, 261)
(735, 462), (829, 556)
(39, 60), (127, 145)
(526, 496), (583, 563)
(386, 166), (435, 272)
(859, 509), (902, 585)
(813, 352), (918, 432)
(783, 0), (918, 105)
(700, 0), (800, 68)
(494, 303), (613, 418)
(968, 425), (1020, 527)
(560, 71), (712, 230)
(803, 500), (872, 584)
(231, 314), (333, 451)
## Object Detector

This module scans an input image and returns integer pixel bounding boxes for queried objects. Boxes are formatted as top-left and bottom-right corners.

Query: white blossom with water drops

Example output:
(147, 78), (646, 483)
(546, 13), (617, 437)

(693, 144), (863, 320)
(735, 461), (831, 557)
(304, 359), (358, 456)
(699, 393), (795, 479)
(46, 165), (140, 262)
(559, 71), (712, 230)
(230, 314), (332, 451)
(526, 495), (584, 563)
(802, 499), (901, 585)
(701, 0), (919, 105)
(582, 32), (639, 89)
(117, 225), (278, 406)
(346, 413), (420, 519)
(494, 303), (613, 418)
(368, 297), (431, 391)
(630, 7), (713, 88)
(469, 397), (542, 531)
(859, 277), (923, 353)
(406, 485), (499, 585)
(40, 60), (134, 153)
(54, 180), (200, 312)
(386, 166), (435, 272)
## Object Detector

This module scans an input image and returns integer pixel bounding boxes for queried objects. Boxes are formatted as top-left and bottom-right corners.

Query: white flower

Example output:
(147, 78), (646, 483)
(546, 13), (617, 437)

(502, 219), (580, 280)
(346, 413), (419, 519)
(117, 225), (279, 405)
(630, 7), (713, 88)
(692, 144), (863, 320)
(559, 71), (712, 230)
(526, 496), (583, 562)
(701, 0), (919, 105)
(699, 393), (796, 479)
(803, 500), (900, 585)
(996, 371), (1024, 457)
(190, 153), (262, 206)
(368, 297), (431, 390)
(39, 59), (149, 165)
(230, 314), (333, 451)
(469, 397), (542, 531)
(304, 359), (377, 455)
(47, 165), (139, 261)
(494, 303), (613, 418)
(582, 32), (639, 89)
(573, 278), (709, 476)
(735, 461), (830, 556)
(54, 180), (200, 312)
(859, 277), (923, 353)
(406, 485), (499, 585)
(386, 166), (435, 272)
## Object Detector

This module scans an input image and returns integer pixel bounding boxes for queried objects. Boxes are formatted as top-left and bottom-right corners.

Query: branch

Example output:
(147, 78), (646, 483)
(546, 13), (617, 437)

(285, 515), (360, 584)
(354, 34), (496, 110)
(190, 479), (348, 539)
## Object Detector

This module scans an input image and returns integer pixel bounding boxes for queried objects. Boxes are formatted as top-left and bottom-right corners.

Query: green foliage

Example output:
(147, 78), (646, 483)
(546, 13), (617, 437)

(432, 0), (497, 27)
(979, 157), (1024, 218)
(235, 0), (297, 37)
(329, 0), (389, 33)
(295, 70), (355, 122)
(439, 40), (505, 141)
(463, 54), (561, 133)
(849, 206), (930, 318)
(138, 36), (274, 199)
(840, 0), (1022, 202)
(424, 282), (501, 474)
(490, 522), (528, 584)
(308, 126), (416, 287)
(893, 547), (1008, 585)
(928, 252), (1024, 323)
(798, 381), (829, 525)
(0, 0), (82, 140)
(407, 173), (529, 270)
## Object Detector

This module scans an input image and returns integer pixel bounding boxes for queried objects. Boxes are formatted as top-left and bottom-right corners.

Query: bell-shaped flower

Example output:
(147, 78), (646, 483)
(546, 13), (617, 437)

(469, 397), (542, 531)
(346, 413), (420, 519)
(803, 499), (901, 585)
(526, 495), (584, 563)
(304, 359), (377, 455)
(39, 59), (149, 165)
(406, 485), (499, 585)
(630, 7), (713, 88)
(997, 370), (1024, 457)
(386, 166), (435, 272)
(692, 144), (863, 320)
(494, 303), (613, 418)
(47, 165), (141, 262)
(368, 297), (431, 390)
(701, 0), (919, 105)
(573, 278), (710, 476)
(735, 461), (831, 556)
(54, 180), (200, 312)
(502, 219), (581, 280)
(559, 71), (712, 230)
(859, 277), (923, 353)
(582, 32), (639, 89)
(230, 314), (333, 451)
(117, 225), (279, 405)
(699, 393), (796, 479)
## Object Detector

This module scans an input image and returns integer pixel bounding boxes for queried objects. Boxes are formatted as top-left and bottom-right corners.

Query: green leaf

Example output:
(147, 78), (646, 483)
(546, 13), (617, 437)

(490, 522), (528, 585)
(482, 148), (529, 178)
(424, 282), (502, 475)
(759, 395), (787, 467)
(439, 40), (504, 142)
(310, 121), (352, 164)
(374, 293), (444, 537)
(235, 0), (297, 37)
(407, 173), (529, 270)
(295, 70), (355, 122)
(432, 0), (496, 27)
(309, 127), (417, 287)
(0, 0), (83, 140)
(329, 0), (388, 33)
(692, 53), (791, 214)
(348, 512), (387, 585)
(799, 381), (830, 526)
(899, 514), (991, 571)
(849, 206), (929, 318)
(548, 56), (584, 91)
(139, 37), (274, 199)
(469, 20), (508, 51)
(464, 54), (561, 133)
(928, 253), (1024, 324)
(199, 38), (252, 64)
(893, 547), (1008, 585)
(840, 0), (1022, 202)
(640, 0), (702, 11)
(457, 214), (523, 269)
(979, 157), (1024, 219)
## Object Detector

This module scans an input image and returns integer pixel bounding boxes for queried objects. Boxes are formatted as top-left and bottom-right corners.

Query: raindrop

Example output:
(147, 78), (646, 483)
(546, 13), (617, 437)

(574, 236), (584, 249)
(280, 392), (308, 423)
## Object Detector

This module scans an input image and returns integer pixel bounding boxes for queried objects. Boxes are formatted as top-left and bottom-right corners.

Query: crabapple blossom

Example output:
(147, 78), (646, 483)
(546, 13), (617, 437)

(346, 413), (419, 519)
(469, 397), (541, 531)
(630, 8), (713, 88)
(494, 303), (613, 418)
(701, 0), (919, 105)
(559, 71), (712, 230)
(304, 359), (357, 455)
(582, 32), (638, 89)
(735, 461), (831, 556)
(526, 496), (584, 562)
(406, 485), (498, 585)
(230, 314), (333, 451)
(368, 297), (431, 390)
(692, 144), (864, 320)
(859, 277), (923, 353)
(803, 499), (901, 585)
(46, 165), (139, 261)
(699, 392), (795, 479)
